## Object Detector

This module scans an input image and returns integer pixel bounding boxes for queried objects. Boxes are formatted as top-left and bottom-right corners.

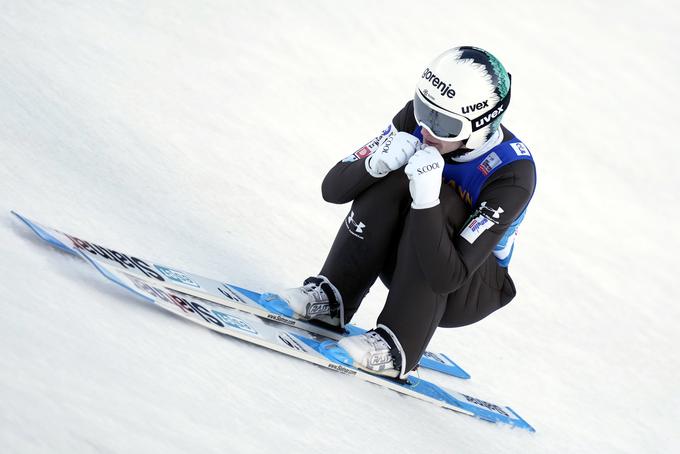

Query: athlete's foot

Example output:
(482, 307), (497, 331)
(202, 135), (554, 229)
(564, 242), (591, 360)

(274, 275), (345, 328)
(336, 325), (406, 379)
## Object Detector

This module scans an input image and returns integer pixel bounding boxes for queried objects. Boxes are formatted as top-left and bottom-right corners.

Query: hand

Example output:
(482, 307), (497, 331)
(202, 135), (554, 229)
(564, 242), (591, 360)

(365, 131), (421, 178)
(404, 146), (444, 209)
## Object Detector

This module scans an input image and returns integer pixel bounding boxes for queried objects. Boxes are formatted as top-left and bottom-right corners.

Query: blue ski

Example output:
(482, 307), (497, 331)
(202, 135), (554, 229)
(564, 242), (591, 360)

(11, 210), (469, 379)
(11, 210), (534, 431)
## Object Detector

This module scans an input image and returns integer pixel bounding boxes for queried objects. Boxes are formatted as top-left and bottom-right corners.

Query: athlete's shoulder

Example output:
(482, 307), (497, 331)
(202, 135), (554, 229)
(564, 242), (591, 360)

(495, 125), (534, 160)
(392, 100), (418, 133)
(484, 126), (537, 194)
(500, 125), (516, 141)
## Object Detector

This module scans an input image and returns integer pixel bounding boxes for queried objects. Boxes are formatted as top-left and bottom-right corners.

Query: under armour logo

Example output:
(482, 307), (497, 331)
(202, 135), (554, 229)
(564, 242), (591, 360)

(479, 201), (504, 220)
(345, 211), (366, 239)
(348, 211), (366, 233)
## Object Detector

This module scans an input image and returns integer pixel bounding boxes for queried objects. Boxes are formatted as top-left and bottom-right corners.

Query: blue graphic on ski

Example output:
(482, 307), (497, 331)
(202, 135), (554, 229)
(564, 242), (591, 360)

(11, 210), (534, 431)
(11, 210), (470, 380)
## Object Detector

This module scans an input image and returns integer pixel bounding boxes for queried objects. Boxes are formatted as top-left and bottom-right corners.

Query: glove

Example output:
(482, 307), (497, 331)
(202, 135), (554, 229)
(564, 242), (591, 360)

(404, 146), (444, 209)
(365, 131), (421, 178)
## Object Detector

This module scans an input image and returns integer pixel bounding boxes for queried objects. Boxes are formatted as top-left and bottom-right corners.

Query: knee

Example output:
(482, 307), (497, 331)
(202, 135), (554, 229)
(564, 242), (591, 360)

(438, 272), (517, 328)
(357, 169), (410, 205)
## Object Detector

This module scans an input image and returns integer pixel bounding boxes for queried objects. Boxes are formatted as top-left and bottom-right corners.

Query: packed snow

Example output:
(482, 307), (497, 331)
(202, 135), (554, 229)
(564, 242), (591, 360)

(1, 1), (678, 452)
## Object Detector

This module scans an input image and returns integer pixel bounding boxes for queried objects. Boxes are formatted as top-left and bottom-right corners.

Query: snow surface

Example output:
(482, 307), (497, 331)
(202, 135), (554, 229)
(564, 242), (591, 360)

(1, 1), (679, 452)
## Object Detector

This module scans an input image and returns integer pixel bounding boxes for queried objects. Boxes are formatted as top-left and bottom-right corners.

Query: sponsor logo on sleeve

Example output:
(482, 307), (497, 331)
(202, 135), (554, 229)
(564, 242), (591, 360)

(342, 124), (395, 162)
(460, 214), (493, 244)
(479, 201), (504, 220)
(342, 146), (372, 163)
(460, 201), (504, 244)
(510, 141), (531, 157)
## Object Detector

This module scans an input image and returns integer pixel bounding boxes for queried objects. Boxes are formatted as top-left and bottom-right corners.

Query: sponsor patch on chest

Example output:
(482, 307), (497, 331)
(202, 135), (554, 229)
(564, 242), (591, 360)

(477, 152), (502, 176)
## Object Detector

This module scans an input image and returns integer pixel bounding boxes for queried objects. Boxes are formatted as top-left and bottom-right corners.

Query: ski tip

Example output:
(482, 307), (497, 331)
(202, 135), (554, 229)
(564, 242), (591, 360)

(10, 210), (24, 221)
(10, 210), (77, 256)
(75, 249), (155, 304)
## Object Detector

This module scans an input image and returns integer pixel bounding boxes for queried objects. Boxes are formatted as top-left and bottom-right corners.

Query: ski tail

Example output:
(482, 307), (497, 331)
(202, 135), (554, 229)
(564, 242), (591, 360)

(419, 352), (471, 380)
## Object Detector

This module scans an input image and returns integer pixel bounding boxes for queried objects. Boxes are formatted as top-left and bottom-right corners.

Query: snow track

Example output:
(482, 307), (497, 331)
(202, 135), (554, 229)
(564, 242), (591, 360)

(1, 1), (678, 452)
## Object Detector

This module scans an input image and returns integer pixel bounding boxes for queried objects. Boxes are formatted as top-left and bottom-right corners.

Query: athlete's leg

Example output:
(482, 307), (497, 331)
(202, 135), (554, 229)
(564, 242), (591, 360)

(319, 170), (412, 322)
(375, 184), (470, 372)
(439, 257), (516, 327)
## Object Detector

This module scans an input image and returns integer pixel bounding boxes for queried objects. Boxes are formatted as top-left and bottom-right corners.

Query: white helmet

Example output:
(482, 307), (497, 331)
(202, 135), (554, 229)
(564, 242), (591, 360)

(414, 46), (511, 150)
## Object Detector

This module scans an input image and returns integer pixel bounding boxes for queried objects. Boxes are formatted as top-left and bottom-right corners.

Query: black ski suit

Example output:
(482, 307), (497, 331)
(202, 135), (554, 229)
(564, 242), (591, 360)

(318, 101), (536, 372)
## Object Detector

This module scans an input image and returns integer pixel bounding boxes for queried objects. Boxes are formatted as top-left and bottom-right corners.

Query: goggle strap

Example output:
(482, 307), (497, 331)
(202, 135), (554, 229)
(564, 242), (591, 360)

(470, 73), (512, 132)
(470, 86), (511, 132)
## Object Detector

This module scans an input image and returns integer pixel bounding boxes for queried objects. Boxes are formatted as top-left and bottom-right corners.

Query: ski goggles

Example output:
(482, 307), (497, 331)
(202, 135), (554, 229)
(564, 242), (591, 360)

(413, 78), (511, 142)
